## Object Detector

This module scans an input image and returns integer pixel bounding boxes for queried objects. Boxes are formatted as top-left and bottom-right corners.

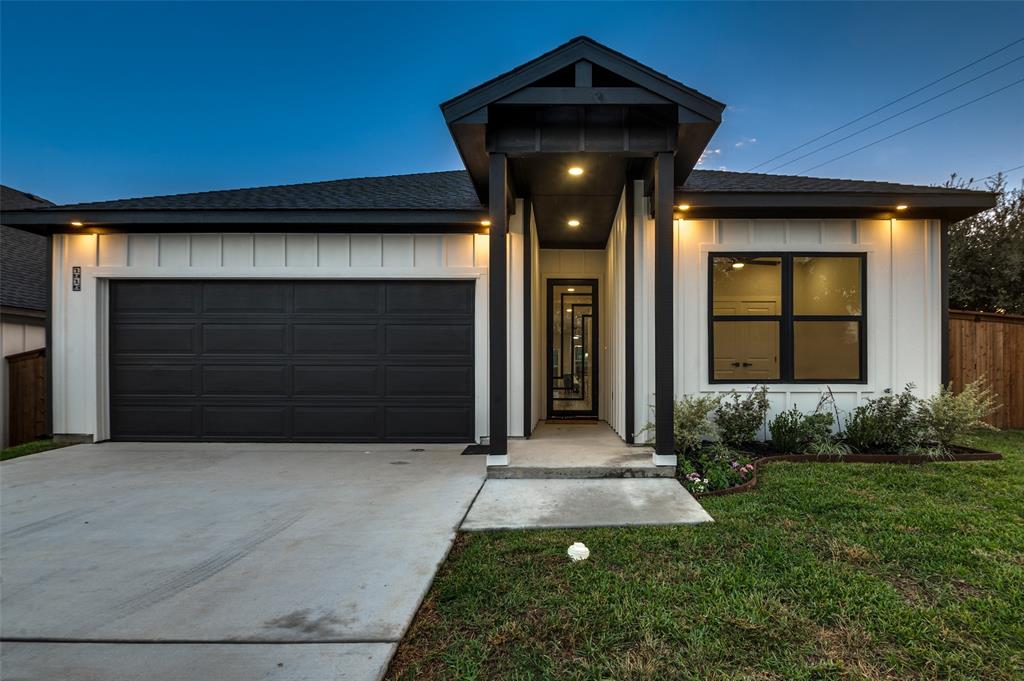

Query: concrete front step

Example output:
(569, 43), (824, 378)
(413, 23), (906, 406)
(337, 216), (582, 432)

(487, 464), (675, 479)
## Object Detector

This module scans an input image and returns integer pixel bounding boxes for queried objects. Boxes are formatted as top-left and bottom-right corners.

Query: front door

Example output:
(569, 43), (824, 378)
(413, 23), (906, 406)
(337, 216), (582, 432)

(547, 279), (598, 418)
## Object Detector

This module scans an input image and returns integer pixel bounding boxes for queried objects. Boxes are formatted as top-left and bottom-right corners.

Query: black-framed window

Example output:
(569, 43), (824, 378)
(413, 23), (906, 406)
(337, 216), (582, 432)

(709, 252), (866, 383)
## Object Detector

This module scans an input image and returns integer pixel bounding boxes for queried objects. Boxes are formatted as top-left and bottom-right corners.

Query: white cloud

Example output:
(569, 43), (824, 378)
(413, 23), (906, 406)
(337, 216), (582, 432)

(734, 137), (758, 149)
(696, 147), (721, 166)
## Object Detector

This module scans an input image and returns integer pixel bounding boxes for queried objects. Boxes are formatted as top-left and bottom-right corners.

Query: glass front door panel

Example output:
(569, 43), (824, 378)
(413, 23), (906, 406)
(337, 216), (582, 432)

(549, 281), (596, 416)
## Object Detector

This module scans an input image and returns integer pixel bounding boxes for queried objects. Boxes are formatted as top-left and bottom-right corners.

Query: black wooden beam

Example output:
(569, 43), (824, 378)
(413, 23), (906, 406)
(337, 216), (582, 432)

(624, 180), (636, 444)
(575, 60), (592, 87)
(522, 197), (533, 438)
(654, 152), (675, 459)
(489, 153), (509, 458)
(45, 233), (53, 438)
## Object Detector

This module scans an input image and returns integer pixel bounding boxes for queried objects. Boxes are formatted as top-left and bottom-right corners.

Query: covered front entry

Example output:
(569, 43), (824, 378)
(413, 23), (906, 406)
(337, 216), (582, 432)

(108, 279), (475, 442)
(548, 279), (598, 418)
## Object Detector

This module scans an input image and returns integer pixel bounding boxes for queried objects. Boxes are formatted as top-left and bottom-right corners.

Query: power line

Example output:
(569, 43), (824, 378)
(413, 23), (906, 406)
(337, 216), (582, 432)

(797, 76), (1024, 174)
(763, 54), (1024, 173)
(973, 163), (1024, 186)
(746, 35), (1024, 171)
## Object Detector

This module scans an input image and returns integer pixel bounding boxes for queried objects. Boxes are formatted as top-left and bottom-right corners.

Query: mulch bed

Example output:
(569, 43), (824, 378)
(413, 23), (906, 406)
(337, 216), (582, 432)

(694, 445), (1002, 498)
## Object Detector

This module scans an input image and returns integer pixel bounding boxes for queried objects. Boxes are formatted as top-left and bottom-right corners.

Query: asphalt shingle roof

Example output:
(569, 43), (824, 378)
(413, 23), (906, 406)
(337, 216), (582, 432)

(1, 185), (53, 312)
(25, 169), (984, 214)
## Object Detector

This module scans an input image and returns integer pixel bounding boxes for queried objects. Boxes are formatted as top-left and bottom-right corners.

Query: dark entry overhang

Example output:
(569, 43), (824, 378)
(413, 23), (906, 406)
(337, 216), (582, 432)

(442, 36), (726, 247)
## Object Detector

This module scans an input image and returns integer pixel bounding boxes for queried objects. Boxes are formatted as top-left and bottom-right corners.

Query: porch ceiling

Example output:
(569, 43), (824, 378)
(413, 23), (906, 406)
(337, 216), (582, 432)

(512, 154), (630, 248)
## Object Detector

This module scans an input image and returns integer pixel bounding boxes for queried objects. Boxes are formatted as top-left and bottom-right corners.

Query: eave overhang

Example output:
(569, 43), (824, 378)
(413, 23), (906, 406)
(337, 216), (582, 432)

(672, 191), (998, 222)
(0, 208), (489, 236)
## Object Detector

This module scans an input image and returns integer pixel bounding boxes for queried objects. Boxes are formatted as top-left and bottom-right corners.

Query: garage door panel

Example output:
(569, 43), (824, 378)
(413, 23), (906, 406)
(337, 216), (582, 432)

(110, 280), (474, 442)
(112, 282), (198, 314)
(386, 366), (473, 396)
(386, 324), (473, 355)
(384, 406), (474, 439)
(293, 324), (378, 355)
(386, 282), (473, 314)
(202, 324), (288, 354)
(202, 282), (288, 313)
(294, 282), (382, 314)
(293, 365), (379, 396)
(112, 365), (197, 396)
(202, 365), (289, 396)
(111, 405), (198, 439)
(202, 406), (290, 439)
(112, 324), (197, 354)
(293, 406), (380, 439)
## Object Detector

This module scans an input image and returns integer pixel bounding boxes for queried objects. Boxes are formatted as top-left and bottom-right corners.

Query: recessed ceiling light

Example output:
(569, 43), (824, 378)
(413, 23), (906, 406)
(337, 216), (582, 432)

(677, 204), (690, 211)
(480, 219), (492, 226)
(70, 221), (84, 227)
(896, 205), (908, 211)
(567, 219), (580, 227)
(567, 287), (575, 292)
(568, 166), (584, 176)
(566, 308), (572, 312)
(732, 262), (745, 269)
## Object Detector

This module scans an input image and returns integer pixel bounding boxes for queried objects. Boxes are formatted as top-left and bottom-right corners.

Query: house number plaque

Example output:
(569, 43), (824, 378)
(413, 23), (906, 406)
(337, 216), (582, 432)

(72, 266), (82, 292)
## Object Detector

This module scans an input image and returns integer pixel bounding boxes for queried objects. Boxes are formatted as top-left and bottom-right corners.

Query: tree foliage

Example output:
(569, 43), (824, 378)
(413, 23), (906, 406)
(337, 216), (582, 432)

(945, 174), (1024, 314)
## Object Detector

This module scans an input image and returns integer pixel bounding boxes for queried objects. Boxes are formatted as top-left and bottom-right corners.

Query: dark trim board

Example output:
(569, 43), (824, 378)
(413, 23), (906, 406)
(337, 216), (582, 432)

(624, 180), (636, 443)
(488, 154), (508, 456)
(653, 152), (674, 456)
(522, 197), (533, 437)
(545, 278), (600, 419)
(940, 220), (950, 386)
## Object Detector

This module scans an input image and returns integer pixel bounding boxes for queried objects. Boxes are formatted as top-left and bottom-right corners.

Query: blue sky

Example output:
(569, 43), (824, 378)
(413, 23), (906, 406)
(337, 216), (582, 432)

(2, 1), (1022, 205)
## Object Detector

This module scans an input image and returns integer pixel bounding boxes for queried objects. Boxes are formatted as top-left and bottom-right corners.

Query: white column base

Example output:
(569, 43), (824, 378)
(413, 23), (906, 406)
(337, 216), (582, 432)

(652, 453), (676, 467)
(486, 454), (509, 466)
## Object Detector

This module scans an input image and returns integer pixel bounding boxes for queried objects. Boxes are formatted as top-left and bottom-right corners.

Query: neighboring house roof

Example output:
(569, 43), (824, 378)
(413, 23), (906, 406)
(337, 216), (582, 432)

(20, 169), (984, 213)
(1, 185), (53, 313)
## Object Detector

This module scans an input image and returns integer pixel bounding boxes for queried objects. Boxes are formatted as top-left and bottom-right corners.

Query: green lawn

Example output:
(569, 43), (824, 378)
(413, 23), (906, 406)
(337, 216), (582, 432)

(388, 431), (1024, 681)
(0, 439), (69, 462)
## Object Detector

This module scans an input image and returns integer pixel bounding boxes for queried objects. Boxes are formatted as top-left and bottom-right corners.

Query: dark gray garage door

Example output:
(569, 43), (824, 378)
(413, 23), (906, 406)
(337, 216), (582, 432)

(109, 280), (475, 442)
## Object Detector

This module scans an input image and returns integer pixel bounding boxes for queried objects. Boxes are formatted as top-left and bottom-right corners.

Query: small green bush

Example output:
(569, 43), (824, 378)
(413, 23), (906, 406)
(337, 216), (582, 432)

(843, 385), (923, 453)
(919, 377), (999, 452)
(715, 386), (770, 449)
(640, 394), (719, 457)
(768, 408), (835, 453)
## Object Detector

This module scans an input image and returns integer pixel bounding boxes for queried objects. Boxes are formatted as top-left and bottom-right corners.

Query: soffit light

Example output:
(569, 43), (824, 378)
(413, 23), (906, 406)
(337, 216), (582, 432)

(895, 205), (908, 211)
(568, 166), (584, 176)
(732, 262), (745, 269)
(677, 204), (690, 211)
(480, 219), (492, 227)
(567, 287), (575, 292)
(567, 219), (580, 227)
(70, 221), (84, 227)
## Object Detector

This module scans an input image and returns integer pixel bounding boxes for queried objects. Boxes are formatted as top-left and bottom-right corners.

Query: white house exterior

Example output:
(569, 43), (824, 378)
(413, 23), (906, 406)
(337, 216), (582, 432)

(1, 37), (994, 466)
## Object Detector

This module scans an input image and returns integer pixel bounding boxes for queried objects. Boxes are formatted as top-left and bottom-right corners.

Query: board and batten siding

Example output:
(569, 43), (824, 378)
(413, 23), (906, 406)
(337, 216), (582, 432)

(50, 231), (495, 442)
(632, 181), (944, 437)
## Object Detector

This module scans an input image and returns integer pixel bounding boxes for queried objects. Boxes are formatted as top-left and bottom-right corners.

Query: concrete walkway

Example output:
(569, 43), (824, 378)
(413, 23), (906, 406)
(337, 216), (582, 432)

(462, 478), (713, 530)
(1, 442), (486, 680)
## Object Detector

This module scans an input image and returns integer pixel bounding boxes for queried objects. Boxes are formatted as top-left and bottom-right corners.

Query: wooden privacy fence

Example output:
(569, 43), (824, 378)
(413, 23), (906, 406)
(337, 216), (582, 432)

(949, 310), (1024, 429)
(6, 348), (47, 447)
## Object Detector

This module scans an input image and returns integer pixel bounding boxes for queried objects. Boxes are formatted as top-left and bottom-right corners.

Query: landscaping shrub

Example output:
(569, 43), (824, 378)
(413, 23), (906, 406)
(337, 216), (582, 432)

(715, 386), (770, 449)
(641, 394), (720, 456)
(768, 408), (835, 453)
(679, 443), (754, 494)
(918, 377), (999, 452)
(843, 385), (923, 453)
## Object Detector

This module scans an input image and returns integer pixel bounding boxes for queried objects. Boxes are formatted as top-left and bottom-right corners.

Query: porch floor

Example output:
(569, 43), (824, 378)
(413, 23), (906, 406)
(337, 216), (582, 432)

(489, 421), (673, 479)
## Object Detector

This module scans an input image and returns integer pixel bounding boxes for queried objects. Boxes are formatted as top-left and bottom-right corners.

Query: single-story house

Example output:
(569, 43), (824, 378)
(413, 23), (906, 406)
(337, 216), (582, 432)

(0, 37), (996, 466)
(1, 185), (53, 447)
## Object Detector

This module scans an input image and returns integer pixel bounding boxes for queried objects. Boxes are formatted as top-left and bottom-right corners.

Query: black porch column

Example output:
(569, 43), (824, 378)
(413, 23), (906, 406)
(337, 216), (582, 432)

(489, 153), (508, 460)
(653, 152), (675, 462)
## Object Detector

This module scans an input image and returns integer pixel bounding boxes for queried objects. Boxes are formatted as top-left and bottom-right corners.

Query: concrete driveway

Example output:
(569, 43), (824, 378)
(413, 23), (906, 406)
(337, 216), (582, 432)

(0, 442), (485, 680)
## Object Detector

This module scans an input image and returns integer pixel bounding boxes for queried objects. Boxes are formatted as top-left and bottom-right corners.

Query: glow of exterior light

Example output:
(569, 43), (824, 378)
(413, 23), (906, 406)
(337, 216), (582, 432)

(567, 219), (580, 227)
(71, 221), (84, 227)
(567, 287), (575, 292)
(677, 204), (690, 211)
(896, 205), (908, 211)
(732, 262), (745, 269)
(566, 308), (572, 312)
(480, 219), (491, 227)
(568, 166), (584, 176)
(573, 335), (580, 340)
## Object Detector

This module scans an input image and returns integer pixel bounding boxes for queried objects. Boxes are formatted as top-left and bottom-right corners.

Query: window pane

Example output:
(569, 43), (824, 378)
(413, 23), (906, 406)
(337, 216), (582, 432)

(793, 321), (860, 380)
(713, 321), (780, 380)
(793, 256), (862, 316)
(712, 256), (782, 316)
